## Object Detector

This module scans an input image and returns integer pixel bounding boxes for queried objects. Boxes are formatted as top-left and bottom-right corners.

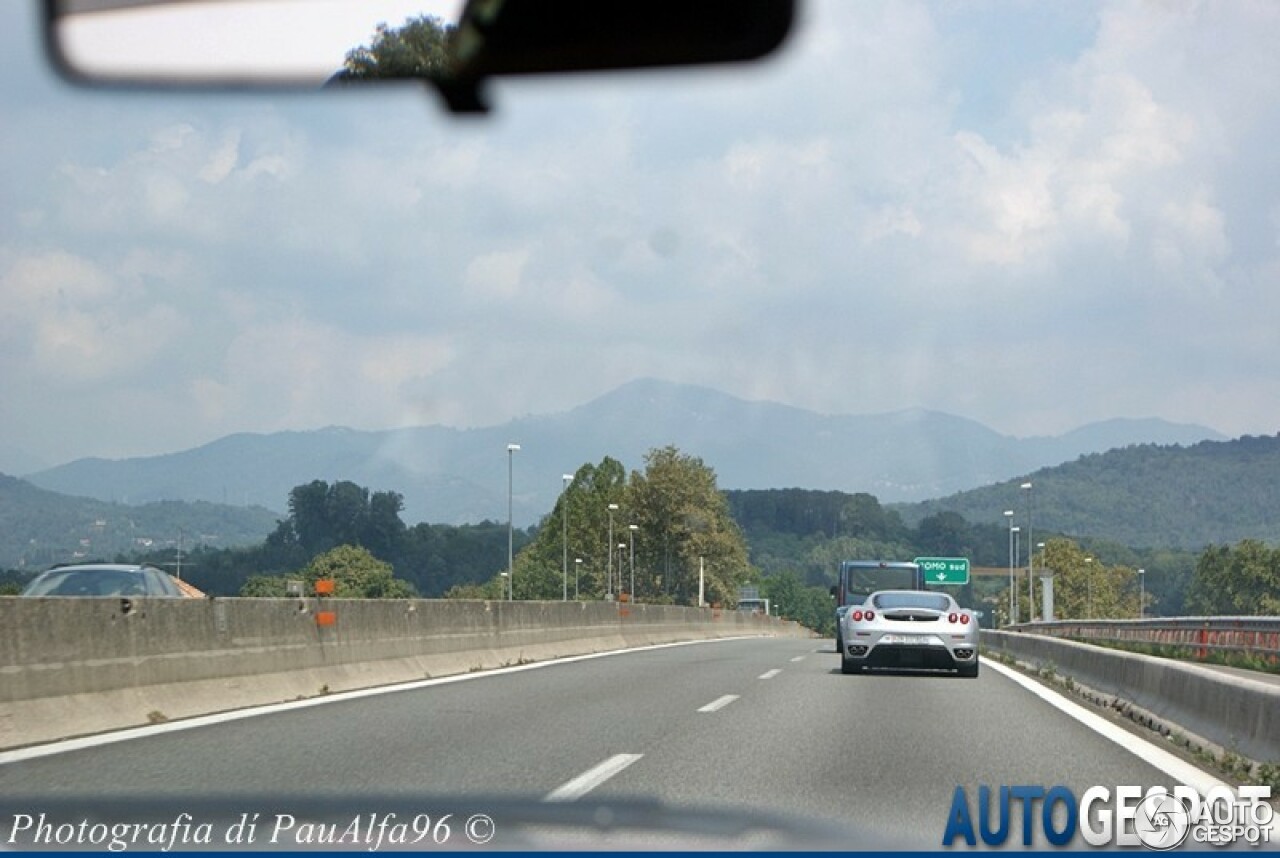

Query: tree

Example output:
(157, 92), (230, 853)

(505, 457), (627, 601)
(627, 446), (751, 606)
(269, 480), (408, 561)
(916, 511), (970, 556)
(335, 15), (454, 81)
(239, 544), (416, 599)
(495, 447), (752, 606)
(1185, 541), (1280, 616)
(1035, 538), (1140, 621)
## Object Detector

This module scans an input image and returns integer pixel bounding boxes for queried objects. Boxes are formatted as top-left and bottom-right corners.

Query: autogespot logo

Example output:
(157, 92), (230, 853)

(1133, 792), (1191, 850)
(942, 784), (1273, 849)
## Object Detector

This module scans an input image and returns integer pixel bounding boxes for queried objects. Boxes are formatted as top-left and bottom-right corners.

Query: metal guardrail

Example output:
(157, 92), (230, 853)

(1010, 617), (1280, 663)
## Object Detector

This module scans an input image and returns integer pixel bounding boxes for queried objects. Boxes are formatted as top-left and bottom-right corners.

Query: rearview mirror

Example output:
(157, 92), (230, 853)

(44, 0), (797, 113)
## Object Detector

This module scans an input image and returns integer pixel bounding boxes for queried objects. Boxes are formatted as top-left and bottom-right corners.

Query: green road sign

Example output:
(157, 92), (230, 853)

(914, 557), (970, 585)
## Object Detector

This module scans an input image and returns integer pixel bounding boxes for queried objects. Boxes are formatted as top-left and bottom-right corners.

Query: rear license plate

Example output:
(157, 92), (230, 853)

(879, 633), (938, 645)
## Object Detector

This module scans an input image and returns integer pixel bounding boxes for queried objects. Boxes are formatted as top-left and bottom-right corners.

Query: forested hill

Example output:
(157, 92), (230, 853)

(895, 434), (1280, 550)
(0, 473), (279, 569)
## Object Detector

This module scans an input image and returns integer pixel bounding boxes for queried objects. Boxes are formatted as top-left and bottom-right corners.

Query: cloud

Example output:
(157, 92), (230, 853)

(0, 249), (189, 383)
(2, 0), (1280, 467)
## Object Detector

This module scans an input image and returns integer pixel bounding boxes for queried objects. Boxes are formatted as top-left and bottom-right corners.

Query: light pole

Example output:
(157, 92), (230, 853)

(698, 555), (705, 608)
(606, 502), (619, 600)
(499, 572), (509, 601)
(1004, 510), (1015, 625)
(628, 524), (638, 602)
(561, 474), (573, 602)
(1036, 542), (1045, 621)
(506, 443), (520, 600)
(1011, 526), (1021, 621)
(618, 542), (627, 598)
(1138, 568), (1145, 620)
(574, 558), (582, 599)
(1022, 481), (1033, 622)
(1084, 557), (1094, 618)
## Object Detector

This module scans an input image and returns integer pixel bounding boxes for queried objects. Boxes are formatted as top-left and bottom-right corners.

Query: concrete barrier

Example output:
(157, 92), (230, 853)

(0, 597), (809, 750)
(982, 629), (1280, 763)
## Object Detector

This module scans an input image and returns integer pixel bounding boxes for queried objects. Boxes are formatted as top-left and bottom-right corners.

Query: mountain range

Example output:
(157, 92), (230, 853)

(21, 379), (1225, 527)
(0, 473), (280, 571)
(895, 433), (1280, 550)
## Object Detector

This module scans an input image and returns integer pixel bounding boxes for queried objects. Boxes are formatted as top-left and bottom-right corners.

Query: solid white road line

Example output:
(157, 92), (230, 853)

(697, 694), (740, 713)
(758, 669), (782, 679)
(983, 658), (1226, 791)
(0, 637), (764, 766)
(543, 753), (644, 802)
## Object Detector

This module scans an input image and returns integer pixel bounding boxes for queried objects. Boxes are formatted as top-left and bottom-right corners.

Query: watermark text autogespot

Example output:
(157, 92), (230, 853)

(943, 784), (1273, 849)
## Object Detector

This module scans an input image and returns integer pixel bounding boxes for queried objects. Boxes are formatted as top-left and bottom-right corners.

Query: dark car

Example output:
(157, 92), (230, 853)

(20, 564), (185, 598)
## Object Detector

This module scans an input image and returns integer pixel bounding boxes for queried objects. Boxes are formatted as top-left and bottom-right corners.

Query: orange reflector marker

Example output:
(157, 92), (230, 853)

(315, 611), (337, 627)
(314, 579), (335, 596)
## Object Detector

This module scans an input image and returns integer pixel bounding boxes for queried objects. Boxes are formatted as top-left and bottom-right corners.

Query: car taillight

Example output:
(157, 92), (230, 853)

(948, 612), (958, 623)
(960, 613), (970, 625)
(851, 610), (862, 622)
(864, 610), (875, 621)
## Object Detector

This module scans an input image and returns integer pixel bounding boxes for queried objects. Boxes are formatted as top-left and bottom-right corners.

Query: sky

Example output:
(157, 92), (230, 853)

(2, 0), (1279, 474)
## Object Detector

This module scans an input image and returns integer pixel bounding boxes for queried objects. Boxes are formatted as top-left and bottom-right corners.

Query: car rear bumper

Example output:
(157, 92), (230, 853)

(843, 642), (977, 671)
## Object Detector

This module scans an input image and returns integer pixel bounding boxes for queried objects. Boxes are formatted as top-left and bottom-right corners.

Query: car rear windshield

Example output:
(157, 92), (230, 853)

(24, 570), (149, 596)
(872, 592), (952, 612)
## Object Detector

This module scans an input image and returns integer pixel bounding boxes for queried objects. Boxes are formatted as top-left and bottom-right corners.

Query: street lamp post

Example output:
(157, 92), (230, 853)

(507, 443), (520, 600)
(1004, 510), (1015, 625)
(1036, 542), (1045, 621)
(561, 474), (573, 602)
(1084, 557), (1094, 618)
(628, 524), (638, 602)
(1138, 568), (1145, 620)
(499, 572), (509, 601)
(606, 503), (619, 600)
(574, 558), (583, 599)
(618, 543), (627, 598)
(698, 555), (705, 608)
(1011, 526), (1021, 621)
(1022, 482), (1033, 622)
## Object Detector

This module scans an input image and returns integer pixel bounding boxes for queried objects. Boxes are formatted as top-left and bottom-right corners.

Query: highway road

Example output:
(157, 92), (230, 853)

(0, 636), (1232, 850)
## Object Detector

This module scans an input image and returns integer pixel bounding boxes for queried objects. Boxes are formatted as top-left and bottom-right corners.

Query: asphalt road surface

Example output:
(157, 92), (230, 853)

(0, 637), (1235, 850)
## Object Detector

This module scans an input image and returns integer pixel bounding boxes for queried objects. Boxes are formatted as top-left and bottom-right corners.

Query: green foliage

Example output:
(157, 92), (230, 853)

(899, 434), (1280, 550)
(759, 570), (835, 635)
(239, 574), (289, 597)
(0, 473), (278, 570)
(1185, 540), (1280, 615)
(272, 480), (407, 559)
(1030, 539), (1141, 620)
(506, 457), (628, 601)
(628, 446), (751, 606)
(336, 15), (454, 80)
(240, 544), (416, 599)
(501, 447), (751, 606)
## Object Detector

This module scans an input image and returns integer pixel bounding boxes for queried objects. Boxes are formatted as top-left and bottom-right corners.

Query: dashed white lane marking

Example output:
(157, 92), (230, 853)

(697, 694), (740, 713)
(759, 669), (782, 679)
(543, 753), (644, 802)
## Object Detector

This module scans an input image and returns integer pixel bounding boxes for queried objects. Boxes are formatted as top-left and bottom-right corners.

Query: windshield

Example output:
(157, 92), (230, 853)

(2, 0), (1278, 853)
(23, 568), (148, 596)
(872, 592), (952, 612)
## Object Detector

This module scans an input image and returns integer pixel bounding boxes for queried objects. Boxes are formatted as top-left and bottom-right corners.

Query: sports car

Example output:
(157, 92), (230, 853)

(840, 590), (979, 677)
